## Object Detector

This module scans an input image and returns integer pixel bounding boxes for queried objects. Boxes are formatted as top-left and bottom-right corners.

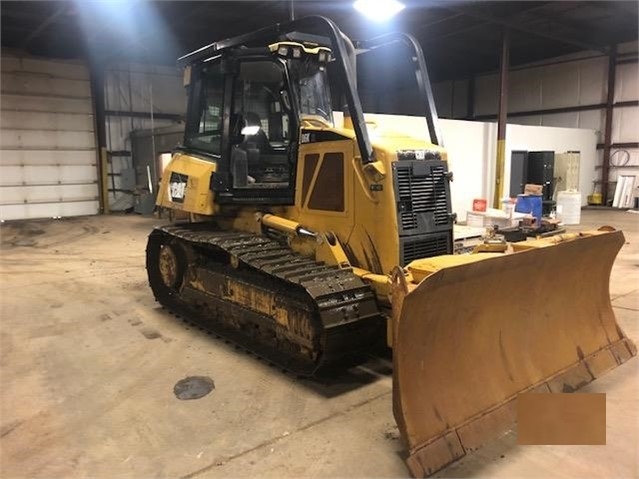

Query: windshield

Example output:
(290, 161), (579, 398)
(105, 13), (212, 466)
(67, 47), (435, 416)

(288, 59), (333, 126)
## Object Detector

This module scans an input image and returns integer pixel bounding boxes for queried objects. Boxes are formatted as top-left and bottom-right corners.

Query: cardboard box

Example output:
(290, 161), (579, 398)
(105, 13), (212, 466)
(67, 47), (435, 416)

(524, 184), (543, 195)
(466, 208), (526, 229)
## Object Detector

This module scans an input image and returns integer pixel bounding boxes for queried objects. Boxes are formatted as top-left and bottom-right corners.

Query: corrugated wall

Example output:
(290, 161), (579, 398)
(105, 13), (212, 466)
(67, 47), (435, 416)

(104, 63), (184, 210)
(0, 53), (99, 221)
(432, 41), (639, 197)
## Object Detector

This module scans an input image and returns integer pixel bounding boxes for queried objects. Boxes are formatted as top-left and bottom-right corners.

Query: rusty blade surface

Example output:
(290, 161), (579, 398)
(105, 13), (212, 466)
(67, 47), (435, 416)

(392, 230), (637, 477)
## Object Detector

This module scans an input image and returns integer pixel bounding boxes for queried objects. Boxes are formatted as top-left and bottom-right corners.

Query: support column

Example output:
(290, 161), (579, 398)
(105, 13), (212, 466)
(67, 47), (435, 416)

(602, 44), (617, 205)
(493, 29), (510, 208)
(88, 57), (109, 214)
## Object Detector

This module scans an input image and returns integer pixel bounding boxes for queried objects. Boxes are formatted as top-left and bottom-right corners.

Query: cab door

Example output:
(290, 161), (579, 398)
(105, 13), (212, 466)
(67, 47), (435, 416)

(224, 58), (297, 204)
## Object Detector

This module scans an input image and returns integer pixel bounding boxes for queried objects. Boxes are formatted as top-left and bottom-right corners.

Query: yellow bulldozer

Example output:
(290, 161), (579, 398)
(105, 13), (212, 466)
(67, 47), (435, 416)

(146, 16), (636, 477)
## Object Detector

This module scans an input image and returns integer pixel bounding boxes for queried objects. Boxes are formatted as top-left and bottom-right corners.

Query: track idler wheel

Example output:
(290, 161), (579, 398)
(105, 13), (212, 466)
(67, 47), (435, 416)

(146, 231), (186, 300)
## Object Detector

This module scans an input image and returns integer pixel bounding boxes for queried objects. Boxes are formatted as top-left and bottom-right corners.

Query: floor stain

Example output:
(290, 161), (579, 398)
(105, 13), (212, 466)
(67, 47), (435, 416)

(140, 327), (161, 340)
(174, 376), (215, 400)
(383, 425), (400, 440)
(10, 238), (38, 247)
(0, 419), (24, 438)
(0, 222), (46, 248)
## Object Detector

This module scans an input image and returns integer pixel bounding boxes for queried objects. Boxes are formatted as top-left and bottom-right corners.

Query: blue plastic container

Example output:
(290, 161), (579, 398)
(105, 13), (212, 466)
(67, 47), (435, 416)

(515, 194), (543, 222)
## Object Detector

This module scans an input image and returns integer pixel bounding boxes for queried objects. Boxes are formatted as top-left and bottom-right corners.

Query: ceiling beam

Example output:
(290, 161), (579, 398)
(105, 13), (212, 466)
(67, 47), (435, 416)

(522, 5), (612, 46)
(406, 10), (464, 31)
(443, 5), (609, 54)
(21, 3), (68, 50)
(425, 19), (490, 43)
(423, 2), (553, 47)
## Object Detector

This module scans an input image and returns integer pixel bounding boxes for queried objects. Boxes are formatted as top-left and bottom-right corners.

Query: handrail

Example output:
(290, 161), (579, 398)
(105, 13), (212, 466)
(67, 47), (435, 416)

(357, 33), (442, 146)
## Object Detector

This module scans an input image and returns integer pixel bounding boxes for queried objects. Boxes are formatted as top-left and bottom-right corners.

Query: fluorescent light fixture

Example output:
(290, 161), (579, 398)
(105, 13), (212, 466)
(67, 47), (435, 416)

(354, 0), (405, 22)
(241, 125), (261, 135)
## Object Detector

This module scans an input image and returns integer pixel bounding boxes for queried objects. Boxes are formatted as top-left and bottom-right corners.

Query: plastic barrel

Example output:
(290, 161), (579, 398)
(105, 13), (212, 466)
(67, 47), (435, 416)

(557, 191), (582, 225)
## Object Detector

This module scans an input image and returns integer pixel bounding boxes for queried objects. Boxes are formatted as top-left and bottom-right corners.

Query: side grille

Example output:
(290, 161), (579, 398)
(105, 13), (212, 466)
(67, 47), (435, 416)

(395, 163), (450, 232)
(401, 234), (451, 266)
(393, 158), (454, 264)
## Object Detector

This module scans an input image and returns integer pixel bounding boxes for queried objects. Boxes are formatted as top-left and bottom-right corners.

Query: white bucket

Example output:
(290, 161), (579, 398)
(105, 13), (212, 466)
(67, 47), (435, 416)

(557, 191), (582, 225)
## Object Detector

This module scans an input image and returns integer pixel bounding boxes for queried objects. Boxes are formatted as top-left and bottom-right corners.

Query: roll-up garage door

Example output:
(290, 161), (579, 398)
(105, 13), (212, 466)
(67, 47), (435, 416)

(0, 54), (99, 221)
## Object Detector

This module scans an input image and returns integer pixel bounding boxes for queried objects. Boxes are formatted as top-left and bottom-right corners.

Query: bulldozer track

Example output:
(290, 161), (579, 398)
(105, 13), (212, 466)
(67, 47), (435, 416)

(146, 223), (383, 376)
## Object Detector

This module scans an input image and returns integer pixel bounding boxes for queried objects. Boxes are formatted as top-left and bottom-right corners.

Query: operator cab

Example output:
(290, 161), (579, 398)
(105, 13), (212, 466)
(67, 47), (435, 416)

(182, 41), (333, 205)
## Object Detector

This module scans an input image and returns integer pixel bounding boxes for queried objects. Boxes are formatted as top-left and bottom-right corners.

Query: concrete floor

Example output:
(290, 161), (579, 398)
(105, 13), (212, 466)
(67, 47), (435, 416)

(0, 209), (637, 478)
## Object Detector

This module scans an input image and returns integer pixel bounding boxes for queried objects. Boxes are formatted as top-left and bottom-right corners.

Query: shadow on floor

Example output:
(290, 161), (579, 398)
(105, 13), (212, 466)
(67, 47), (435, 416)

(152, 306), (393, 399)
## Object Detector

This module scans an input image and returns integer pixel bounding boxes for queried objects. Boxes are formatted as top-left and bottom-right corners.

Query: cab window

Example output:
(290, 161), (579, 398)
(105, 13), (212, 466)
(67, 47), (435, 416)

(185, 61), (224, 155)
(230, 60), (293, 189)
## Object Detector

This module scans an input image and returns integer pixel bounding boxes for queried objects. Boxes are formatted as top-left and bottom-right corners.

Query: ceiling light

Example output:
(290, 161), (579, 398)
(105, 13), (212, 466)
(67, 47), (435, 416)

(353, 0), (405, 22)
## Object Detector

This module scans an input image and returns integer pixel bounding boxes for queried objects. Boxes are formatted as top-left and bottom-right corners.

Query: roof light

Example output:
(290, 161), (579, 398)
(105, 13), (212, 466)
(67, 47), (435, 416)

(353, 0), (405, 22)
(277, 45), (289, 56)
(292, 47), (302, 58)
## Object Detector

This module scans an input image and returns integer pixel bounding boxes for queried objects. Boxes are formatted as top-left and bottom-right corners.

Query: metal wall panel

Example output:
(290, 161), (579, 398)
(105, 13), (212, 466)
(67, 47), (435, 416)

(452, 79), (469, 119)
(430, 41), (637, 201)
(541, 112), (579, 128)
(615, 63), (639, 103)
(0, 110), (93, 131)
(0, 53), (98, 220)
(1, 93), (92, 114)
(440, 43), (631, 118)
(1, 130), (95, 149)
(105, 64), (184, 114)
(578, 57), (608, 105)
(103, 62), (184, 210)
(473, 74), (498, 117)
(1, 165), (97, 186)
(541, 62), (581, 109)
(576, 110), (605, 140)
(1, 56), (89, 80)
(1, 150), (95, 166)
(432, 82), (453, 118)
(0, 184), (98, 203)
(508, 115), (541, 126)
(509, 69), (543, 112)
(0, 201), (99, 221)
(1, 72), (91, 98)
(612, 106), (639, 143)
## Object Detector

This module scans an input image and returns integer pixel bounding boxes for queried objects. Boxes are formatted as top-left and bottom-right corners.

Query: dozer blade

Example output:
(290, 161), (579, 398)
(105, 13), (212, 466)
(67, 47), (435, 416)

(391, 230), (637, 477)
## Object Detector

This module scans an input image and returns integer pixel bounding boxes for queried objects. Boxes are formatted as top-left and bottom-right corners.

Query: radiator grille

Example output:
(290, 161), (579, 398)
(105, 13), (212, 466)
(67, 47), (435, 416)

(401, 234), (450, 266)
(396, 164), (449, 231)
